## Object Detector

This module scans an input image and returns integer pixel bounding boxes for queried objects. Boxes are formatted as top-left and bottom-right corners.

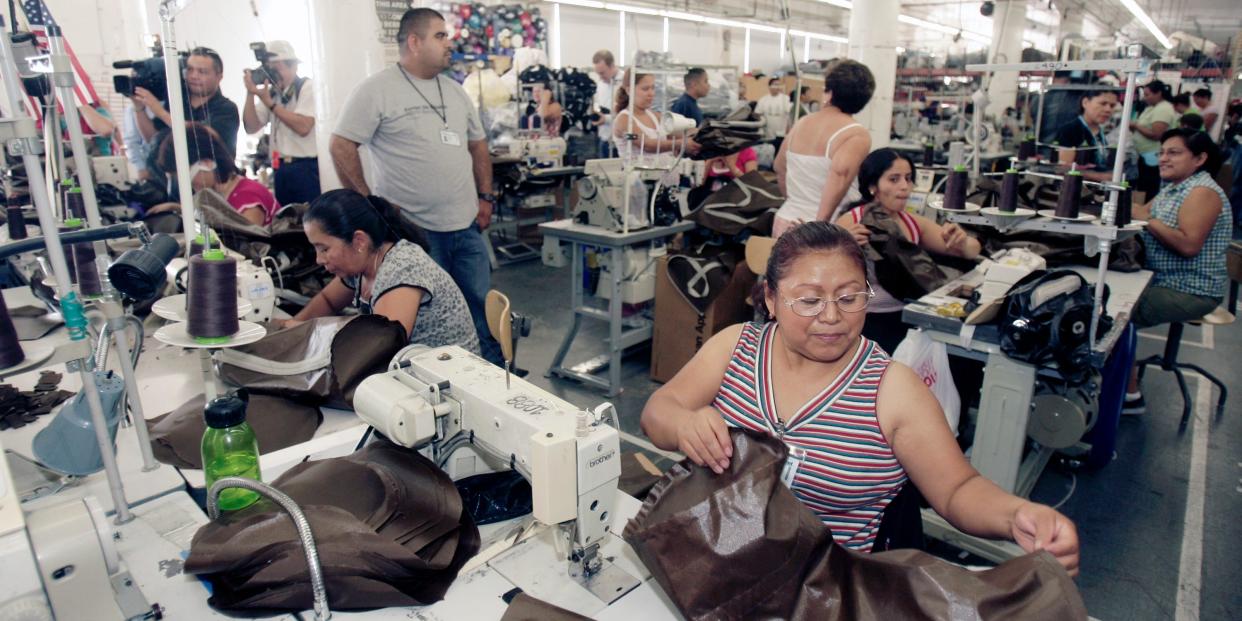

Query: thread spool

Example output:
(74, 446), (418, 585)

(1074, 142), (1093, 167)
(999, 168), (1020, 213)
(922, 142), (935, 167)
(189, 233), (219, 257)
(64, 187), (86, 219)
(0, 293), (25, 369)
(943, 165), (968, 210)
(1115, 181), (1132, 227)
(186, 249), (239, 343)
(1056, 168), (1084, 219)
(73, 241), (102, 298)
(1018, 135), (1036, 160)
(58, 219), (83, 284)
(5, 198), (25, 240)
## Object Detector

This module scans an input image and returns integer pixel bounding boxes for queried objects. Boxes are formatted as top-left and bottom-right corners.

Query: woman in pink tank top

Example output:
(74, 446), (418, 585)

(641, 222), (1078, 572)
(836, 149), (981, 353)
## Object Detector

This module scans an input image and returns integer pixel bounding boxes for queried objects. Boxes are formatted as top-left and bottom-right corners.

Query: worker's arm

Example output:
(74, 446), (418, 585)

(774, 132), (789, 196)
(270, 104), (315, 137)
(1130, 120), (1169, 140)
(371, 286), (424, 339)
(914, 213), (982, 259)
(242, 70), (265, 135)
(815, 130), (870, 221)
(878, 362), (1079, 576)
(1134, 186), (1222, 258)
(285, 276), (354, 327)
(132, 87), (170, 128)
(130, 93), (158, 142)
(78, 105), (114, 136)
(468, 138), (494, 229)
(330, 135), (370, 196)
(640, 323), (743, 474)
(237, 206), (266, 226)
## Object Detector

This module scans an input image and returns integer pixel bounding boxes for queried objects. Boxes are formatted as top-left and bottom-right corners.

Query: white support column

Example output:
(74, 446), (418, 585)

(307, 0), (386, 191)
(986, 0), (1027, 118)
(846, 0), (899, 149)
(1057, 7), (1084, 60)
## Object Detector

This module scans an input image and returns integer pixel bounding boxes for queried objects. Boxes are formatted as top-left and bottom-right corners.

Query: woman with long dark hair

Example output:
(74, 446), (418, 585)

(149, 123), (278, 225)
(278, 189), (480, 353)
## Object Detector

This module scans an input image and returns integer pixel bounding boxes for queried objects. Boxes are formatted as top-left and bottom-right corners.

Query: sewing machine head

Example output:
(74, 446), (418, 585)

(573, 158), (704, 231)
(353, 345), (623, 555)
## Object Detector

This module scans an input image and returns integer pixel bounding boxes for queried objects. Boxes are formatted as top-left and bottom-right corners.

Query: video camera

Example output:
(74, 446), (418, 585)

(112, 54), (184, 102)
(248, 42), (278, 89)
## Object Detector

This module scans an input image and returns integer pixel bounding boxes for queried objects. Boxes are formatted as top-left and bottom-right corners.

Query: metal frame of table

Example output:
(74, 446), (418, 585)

(539, 219), (694, 396)
(902, 264), (1152, 563)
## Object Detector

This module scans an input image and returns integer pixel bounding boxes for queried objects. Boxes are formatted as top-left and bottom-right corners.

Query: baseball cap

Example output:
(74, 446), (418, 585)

(265, 40), (298, 62)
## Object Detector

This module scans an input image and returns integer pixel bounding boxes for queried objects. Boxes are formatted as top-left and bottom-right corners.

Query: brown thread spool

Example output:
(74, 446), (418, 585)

(1075, 142), (1093, 167)
(187, 250), (239, 343)
(999, 169), (1020, 213)
(0, 293), (25, 369)
(1018, 136), (1036, 160)
(1056, 169), (1084, 219)
(5, 196), (25, 240)
(64, 187), (86, 219)
(922, 142), (935, 167)
(58, 219), (83, 284)
(943, 166), (968, 210)
(1115, 181), (1132, 226)
(74, 242), (102, 298)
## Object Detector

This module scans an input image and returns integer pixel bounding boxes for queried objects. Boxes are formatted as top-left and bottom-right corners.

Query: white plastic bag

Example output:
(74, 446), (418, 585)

(891, 329), (960, 434)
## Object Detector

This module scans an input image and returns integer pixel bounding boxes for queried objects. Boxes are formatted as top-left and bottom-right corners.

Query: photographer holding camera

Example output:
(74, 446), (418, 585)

(130, 47), (240, 159)
(242, 40), (319, 205)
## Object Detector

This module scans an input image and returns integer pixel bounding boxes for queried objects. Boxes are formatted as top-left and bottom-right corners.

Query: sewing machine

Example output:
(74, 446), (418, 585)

(493, 134), (568, 169)
(572, 158), (704, 232)
(352, 344), (642, 605)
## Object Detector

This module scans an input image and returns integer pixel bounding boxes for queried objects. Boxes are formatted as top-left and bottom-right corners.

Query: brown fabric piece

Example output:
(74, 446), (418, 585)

(500, 592), (591, 621)
(184, 441), (480, 612)
(618, 451), (664, 500)
(217, 314), (408, 408)
(623, 429), (1087, 621)
(859, 206), (949, 301)
(9, 305), (62, 341)
(689, 170), (781, 236)
(145, 393), (322, 469)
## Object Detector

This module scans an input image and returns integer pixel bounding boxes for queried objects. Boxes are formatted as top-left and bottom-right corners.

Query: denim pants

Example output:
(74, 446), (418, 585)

(273, 158), (321, 205)
(424, 224), (504, 365)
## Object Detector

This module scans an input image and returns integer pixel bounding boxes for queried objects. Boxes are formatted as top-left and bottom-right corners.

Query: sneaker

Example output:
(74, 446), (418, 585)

(1121, 393), (1146, 416)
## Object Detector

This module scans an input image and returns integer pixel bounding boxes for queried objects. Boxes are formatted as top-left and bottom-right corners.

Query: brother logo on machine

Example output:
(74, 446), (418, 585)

(589, 450), (616, 469)
(506, 394), (551, 416)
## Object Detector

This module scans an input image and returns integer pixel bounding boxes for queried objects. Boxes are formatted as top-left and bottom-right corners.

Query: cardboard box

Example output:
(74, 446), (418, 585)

(650, 255), (758, 383)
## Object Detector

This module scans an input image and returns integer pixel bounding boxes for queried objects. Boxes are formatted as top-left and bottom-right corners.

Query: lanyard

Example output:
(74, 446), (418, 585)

(397, 64), (448, 127)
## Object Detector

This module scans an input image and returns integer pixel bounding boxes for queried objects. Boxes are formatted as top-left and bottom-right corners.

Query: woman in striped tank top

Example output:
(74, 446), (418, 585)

(641, 222), (1078, 575)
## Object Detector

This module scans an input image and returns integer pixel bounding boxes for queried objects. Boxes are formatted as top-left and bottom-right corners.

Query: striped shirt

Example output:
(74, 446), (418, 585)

(711, 321), (907, 552)
(1141, 171), (1232, 298)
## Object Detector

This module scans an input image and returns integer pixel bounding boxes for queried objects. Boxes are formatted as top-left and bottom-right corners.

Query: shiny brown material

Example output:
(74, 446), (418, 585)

(184, 441), (480, 612)
(145, 393), (321, 469)
(218, 314), (408, 408)
(859, 206), (949, 301)
(624, 429), (1087, 621)
(500, 593), (591, 621)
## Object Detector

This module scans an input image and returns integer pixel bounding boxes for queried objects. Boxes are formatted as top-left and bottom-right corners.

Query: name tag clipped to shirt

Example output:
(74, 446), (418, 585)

(780, 445), (805, 489)
(440, 129), (461, 146)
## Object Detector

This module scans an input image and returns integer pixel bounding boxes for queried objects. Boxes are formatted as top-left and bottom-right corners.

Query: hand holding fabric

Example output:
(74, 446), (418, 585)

(1010, 501), (1080, 577)
(677, 406), (732, 474)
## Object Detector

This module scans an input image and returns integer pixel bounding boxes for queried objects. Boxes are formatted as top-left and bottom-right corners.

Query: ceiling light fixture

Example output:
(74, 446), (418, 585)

(1116, 0), (1173, 49)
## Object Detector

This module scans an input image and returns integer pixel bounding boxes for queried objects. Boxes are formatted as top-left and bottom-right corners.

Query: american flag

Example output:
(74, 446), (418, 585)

(19, 0), (101, 121)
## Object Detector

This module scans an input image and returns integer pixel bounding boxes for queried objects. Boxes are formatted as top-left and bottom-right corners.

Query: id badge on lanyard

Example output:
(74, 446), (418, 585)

(440, 129), (462, 146)
(780, 444), (806, 488)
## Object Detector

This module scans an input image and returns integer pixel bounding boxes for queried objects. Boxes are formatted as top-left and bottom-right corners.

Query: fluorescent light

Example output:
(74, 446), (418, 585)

(743, 27), (751, 73)
(552, 3), (562, 68)
(780, 30), (786, 59)
(1117, 0), (1173, 49)
(618, 11), (626, 66)
(662, 17), (669, 52)
(897, 14), (990, 44)
(548, 0), (847, 44)
(554, 0), (605, 8)
(813, 0), (854, 8)
(804, 35), (811, 59)
(790, 29), (847, 44)
(606, 3), (658, 17)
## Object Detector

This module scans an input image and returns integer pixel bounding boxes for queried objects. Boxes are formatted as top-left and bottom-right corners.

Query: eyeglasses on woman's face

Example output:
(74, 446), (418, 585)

(781, 284), (875, 317)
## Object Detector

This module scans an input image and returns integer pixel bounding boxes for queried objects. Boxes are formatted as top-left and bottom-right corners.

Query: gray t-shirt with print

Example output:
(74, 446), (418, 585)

(334, 65), (484, 232)
(345, 240), (480, 354)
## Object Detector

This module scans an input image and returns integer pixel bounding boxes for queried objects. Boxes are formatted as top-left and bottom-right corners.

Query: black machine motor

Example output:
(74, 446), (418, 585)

(999, 270), (1112, 384)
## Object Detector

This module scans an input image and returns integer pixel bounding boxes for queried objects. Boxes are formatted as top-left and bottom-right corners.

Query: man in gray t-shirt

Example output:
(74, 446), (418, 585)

(331, 7), (502, 365)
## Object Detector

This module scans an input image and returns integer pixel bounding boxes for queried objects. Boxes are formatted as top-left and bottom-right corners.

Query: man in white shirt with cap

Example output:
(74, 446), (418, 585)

(243, 40), (319, 204)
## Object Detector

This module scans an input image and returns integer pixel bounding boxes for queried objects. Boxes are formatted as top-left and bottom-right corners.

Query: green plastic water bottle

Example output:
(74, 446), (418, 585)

(202, 391), (261, 511)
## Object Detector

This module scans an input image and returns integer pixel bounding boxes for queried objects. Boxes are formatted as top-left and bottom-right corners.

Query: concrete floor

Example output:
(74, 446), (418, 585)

(492, 258), (1242, 621)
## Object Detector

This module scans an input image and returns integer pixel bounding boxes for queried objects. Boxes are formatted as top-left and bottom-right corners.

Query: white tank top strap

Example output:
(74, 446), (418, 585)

(850, 206), (864, 223)
(825, 122), (865, 157)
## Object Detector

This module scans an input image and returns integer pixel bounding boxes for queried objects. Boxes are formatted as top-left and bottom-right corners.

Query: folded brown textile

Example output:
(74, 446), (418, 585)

(623, 429), (1087, 621)
(145, 393), (321, 469)
(185, 441), (480, 612)
(860, 206), (949, 301)
(217, 314), (407, 408)
(500, 592), (591, 621)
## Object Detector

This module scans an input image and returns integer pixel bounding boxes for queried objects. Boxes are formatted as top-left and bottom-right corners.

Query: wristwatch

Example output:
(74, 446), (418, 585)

(477, 193), (495, 203)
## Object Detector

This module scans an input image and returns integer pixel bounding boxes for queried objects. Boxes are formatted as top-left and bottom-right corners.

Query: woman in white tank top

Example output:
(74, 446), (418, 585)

(612, 70), (699, 166)
(773, 60), (876, 237)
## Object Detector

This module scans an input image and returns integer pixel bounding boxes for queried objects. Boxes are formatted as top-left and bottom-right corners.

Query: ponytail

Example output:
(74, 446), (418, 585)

(306, 189), (428, 251)
(615, 69), (650, 113)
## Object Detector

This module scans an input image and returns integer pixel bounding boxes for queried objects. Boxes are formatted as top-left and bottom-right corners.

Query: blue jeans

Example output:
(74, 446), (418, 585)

(425, 224), (504, 365)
